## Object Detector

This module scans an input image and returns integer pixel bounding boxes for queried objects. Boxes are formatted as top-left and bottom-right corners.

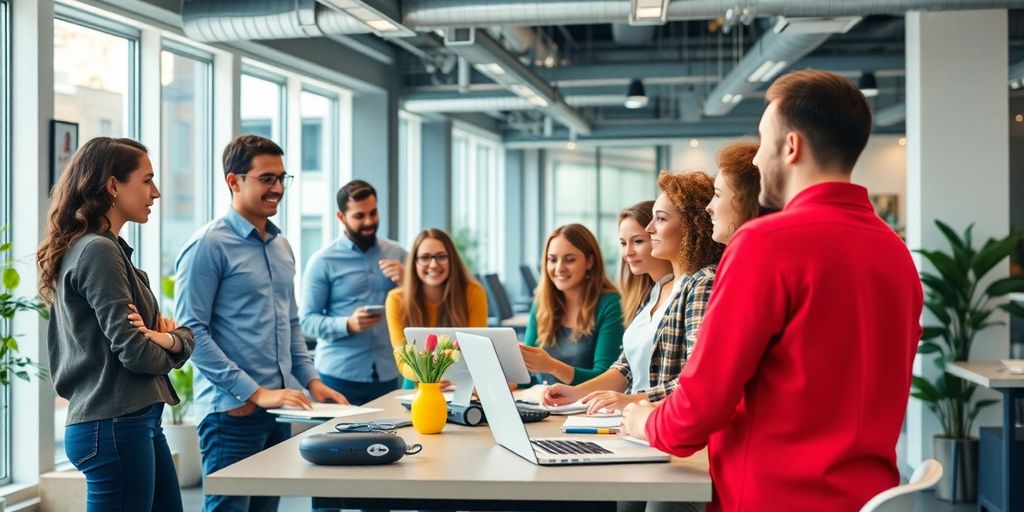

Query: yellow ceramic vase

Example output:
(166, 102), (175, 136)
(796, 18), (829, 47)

(411, 382), (447, 434)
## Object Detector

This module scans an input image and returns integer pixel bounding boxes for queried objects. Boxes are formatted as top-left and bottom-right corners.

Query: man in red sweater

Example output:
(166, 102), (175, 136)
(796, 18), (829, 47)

(621, 70), (923, 511)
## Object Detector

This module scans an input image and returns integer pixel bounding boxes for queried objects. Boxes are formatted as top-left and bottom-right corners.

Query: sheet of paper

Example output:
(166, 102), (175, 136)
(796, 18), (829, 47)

(267, 403), (383, 419)
(394, 391), (456, 402)
(512, 386), (591, 415)
(621, 435), (652, 447)
(562, 415), (623, 429)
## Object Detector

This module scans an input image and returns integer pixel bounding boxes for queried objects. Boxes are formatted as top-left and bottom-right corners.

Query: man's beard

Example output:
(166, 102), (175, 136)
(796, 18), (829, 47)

(758, 145), (787, 210)
(346, 223), (378, 250)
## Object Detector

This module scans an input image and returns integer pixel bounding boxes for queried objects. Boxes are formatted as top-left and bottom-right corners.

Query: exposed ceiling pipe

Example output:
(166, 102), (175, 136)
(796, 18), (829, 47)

(182, 0), (412, 42)
(703, 25), (841, 116)
(444, 27), (592, 134)
(403, 90), (628, 113)
(403, 0), (1024, 29)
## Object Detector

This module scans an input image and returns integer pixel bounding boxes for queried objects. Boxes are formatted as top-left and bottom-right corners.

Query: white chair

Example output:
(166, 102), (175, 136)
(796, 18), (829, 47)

(859, 459), (944, 512)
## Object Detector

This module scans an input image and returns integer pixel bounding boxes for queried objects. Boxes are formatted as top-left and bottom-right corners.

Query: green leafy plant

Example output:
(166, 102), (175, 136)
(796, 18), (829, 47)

(0, 225), (49, 386)
(451, 226), (479, 272)
(911, 220), (1024, 439)
(168, 362), (194, 424)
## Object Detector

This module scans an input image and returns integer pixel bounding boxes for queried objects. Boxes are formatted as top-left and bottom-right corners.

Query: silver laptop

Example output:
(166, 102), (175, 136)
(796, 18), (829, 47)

(456, 332), (671, 466)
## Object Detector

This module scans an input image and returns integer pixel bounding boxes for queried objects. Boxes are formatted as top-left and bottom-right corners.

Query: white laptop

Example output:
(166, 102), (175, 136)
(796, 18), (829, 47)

(404, 327), (531, 406)
(456, 332), (670, 466)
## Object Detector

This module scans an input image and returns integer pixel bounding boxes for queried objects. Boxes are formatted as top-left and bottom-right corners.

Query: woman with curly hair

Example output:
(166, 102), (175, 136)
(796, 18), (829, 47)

(38, 137), (194, 511)
(544, 171), (723, 417)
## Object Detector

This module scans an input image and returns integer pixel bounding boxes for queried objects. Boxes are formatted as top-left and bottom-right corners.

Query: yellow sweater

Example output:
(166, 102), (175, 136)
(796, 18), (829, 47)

(385, 280), (489, 381)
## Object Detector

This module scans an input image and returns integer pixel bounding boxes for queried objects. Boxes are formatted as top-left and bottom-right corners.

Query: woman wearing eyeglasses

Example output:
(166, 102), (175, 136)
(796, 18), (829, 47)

(385, 228), (488, 388)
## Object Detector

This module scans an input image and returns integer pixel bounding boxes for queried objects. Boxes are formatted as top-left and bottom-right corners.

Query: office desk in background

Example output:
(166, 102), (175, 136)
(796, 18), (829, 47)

(946, 362), (1024, 512)
(206, 390), (712, 511)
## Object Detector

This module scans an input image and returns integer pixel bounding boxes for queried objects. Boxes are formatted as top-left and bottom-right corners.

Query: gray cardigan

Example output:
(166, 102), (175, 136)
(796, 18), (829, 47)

(47, 231), (194, 425)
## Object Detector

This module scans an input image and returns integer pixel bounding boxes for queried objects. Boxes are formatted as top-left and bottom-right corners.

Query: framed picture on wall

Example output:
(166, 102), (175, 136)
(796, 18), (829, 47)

(50, 119), (79, 190)
(870, 193), (900, 230)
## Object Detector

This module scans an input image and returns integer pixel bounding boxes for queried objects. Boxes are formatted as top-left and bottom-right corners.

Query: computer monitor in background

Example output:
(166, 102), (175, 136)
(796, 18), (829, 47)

(403, 327), (530, 406)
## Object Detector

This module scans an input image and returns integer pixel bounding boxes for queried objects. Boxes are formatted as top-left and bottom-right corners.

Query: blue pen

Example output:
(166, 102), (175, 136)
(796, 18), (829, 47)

(563, 427), (620, 434)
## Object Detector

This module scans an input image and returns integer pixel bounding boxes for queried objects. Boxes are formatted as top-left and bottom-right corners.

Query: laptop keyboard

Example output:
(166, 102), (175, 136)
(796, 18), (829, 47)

(531, 439), (613, 455)
(517, 406), (550, 423)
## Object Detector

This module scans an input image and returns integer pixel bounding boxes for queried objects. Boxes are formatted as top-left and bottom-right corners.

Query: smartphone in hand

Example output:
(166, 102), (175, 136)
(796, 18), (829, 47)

(362, 305), (385, 317)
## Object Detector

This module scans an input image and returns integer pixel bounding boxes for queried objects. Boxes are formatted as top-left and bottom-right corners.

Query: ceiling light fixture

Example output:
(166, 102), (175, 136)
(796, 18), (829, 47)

(859, 72), (879, 98)
(630, 0), (669, 25)
(689, 139), (700, 148)
(624, 79), (649, 109)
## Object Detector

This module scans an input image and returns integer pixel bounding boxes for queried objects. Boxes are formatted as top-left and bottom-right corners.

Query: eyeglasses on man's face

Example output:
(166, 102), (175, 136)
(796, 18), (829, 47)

(415, 252), (450, 266)
(238, 172), (293, 187)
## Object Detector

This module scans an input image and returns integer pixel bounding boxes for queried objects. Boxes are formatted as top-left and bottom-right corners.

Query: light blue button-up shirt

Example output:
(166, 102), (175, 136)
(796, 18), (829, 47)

(300, 236), (406, 383)
(175, 208), (319, 421)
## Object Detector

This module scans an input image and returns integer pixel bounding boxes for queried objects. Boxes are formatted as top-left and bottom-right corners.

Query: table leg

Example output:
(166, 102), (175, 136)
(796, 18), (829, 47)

(1001, 388), (1023, 512)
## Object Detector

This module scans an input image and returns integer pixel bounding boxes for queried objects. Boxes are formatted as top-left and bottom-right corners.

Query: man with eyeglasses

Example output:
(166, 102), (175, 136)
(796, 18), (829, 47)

(300, 180), (407, 405)
(175, 134), (347, 512)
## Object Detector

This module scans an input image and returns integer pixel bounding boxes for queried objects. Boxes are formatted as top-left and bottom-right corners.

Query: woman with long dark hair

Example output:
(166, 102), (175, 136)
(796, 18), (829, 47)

(385, 228), (488, 386)
(38, 137), (194, 512)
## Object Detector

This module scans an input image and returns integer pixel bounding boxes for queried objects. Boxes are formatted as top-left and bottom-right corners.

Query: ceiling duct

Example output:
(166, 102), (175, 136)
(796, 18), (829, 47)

(403, 89), (627, 113)
(403, 0), (1024, 29)
(444, 27), (592, 134)
(181, 0), (413, 43)
(702, 16), (861, 117)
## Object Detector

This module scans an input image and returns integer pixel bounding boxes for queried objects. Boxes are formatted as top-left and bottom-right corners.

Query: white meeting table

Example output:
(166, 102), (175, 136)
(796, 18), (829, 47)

(205, 390), (712, 511)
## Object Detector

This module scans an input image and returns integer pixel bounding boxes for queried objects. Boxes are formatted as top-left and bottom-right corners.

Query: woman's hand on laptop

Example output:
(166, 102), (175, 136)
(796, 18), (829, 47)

(543, 383), (584, 406)
(621, 400), (656, 440)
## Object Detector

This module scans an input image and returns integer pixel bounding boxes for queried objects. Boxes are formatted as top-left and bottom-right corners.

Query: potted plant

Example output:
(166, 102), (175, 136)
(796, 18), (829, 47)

(158, 276), (202, 487)
(163, 362), (201, 487)
(0, 226), (49, 512)
(911, 220), (1024, 502)
(395, 334), (461, 434)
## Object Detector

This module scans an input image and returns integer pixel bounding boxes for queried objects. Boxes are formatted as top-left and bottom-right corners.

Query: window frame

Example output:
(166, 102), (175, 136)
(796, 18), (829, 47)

(158, 40), (215, 284)
(0, 0), (12, 486)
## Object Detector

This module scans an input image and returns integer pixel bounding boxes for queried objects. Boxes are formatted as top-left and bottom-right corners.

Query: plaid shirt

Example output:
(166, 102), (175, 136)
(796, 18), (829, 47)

(611, 264), (716, 402)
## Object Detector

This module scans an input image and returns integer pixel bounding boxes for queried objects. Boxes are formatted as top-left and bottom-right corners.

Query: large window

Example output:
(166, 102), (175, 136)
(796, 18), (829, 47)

(397, 112), (422, 246)
(451, 128), (505, 276)
(547, 146), (657, 277)
(160, 44), (212, 289)
(53, 15), (138, 143)
(0, 0), (11, 486)
(240, 72), (284, 144)
(53, 11), (139, 465)
(297, 89), (338, 271)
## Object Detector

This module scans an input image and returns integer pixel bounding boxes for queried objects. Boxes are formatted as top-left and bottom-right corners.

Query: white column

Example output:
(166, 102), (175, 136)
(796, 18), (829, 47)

(212, 53), (241, 217)
(10, 0), (55, 483)
(905, 9), (1010, 468)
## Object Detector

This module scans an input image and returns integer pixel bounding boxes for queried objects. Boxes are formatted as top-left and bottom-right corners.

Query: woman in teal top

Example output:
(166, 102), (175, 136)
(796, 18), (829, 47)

(520, 224), (624, 385)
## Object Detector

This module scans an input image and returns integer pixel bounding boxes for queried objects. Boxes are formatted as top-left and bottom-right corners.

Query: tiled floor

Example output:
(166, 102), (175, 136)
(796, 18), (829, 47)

(182, 485), (976, 512)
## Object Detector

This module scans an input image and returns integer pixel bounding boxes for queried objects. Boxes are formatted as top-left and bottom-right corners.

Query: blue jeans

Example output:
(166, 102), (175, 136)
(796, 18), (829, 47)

(318, 373), (400, 405)
(64, 403), (183, 512)
(197, 409), (290, 512)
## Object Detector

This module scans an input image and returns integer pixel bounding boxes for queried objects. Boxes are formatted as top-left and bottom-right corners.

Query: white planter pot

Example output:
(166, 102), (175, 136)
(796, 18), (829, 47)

(164, 422), (202, 488)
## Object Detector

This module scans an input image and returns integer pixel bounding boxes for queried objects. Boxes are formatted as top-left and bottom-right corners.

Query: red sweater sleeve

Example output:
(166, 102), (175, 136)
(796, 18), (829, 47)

(645, 229), (788, 456)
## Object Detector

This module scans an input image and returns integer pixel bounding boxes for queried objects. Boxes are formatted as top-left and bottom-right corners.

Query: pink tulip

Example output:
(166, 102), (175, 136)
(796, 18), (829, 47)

(425, 333), (438, 352)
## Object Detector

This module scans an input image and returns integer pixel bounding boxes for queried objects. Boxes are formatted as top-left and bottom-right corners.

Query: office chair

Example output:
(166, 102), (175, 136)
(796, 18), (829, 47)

(520, 264), (539, 298)
(484, 273), (515, 322)
(858, 459), (943, 512)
